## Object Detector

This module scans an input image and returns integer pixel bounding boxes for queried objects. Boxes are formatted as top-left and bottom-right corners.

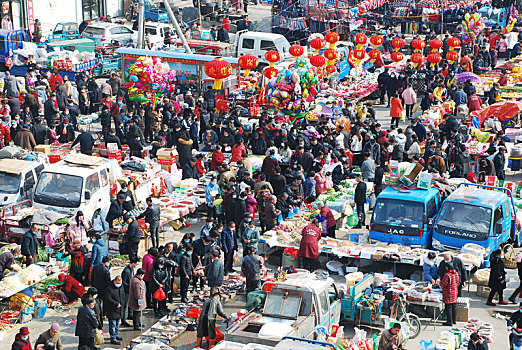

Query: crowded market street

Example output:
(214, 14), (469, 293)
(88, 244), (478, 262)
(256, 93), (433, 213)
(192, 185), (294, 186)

(0, 0), (522, 350)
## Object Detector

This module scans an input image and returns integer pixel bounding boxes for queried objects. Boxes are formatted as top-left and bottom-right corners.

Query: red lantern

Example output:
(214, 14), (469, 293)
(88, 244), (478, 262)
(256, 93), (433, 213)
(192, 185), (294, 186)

(427, 53), (442, 65)
(238, 54), (258, 76)
(411, 39), (426, 51)
(411, 53), (424, 65)
(325, 65), (337, 74)
(264, 50), (280, 64)
(429, 38), (443, 50)
(310, 55), (326, 68)
(204, 57), (233, 90)
(354, 33), (368, 46)
(390, 52), (404, 62)
(310, 37), (326, 52)
(370, 35), (383, 47)
(446, 51), (460, 62)
(368, 49), (381, 60)
(353, 49), (366, 60)
(325, 32), (340, 45)
(447, 37), (461, 49)
(263, 67), (279, 79)
(392, 37), (406, 50)
(289, 45), (304, 58)
(324, 49), (338, 61)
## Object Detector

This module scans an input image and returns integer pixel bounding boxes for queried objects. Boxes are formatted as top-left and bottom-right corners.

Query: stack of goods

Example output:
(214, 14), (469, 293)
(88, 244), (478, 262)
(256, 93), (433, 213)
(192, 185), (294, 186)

(132, 316), (188, 345)
(107, 143), (122, 164)
(421, 318), (493, 349)
(188, 275), (246, 303)
(13, 42), (96, 72)
(157, 148), (178, 172)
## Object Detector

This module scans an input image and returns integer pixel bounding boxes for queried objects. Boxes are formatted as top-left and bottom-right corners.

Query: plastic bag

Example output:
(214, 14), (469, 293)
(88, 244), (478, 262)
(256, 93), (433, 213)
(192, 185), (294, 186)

(277, 213), (283, 224)
(233, 251), (240, 263)
(293, 206), (301, 214)
(172, 279), (179, 294)
(186, 307), (201, 319)
(153, 287), (166, 301)
(287, 210), (294, 219)
(205, 327), (224, 343)
(466, 171), (477, 183)
(94, 329), (104, 345)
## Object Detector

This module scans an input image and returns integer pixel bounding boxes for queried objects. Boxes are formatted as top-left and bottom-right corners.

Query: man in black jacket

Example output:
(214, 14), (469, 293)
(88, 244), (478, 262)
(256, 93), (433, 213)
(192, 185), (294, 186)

(269, 167), (286, 197)
(71, 126), (95, 155)
(374, 160), (385, 197)
(204, 250), (224, 294)
(105, 276), (126, 345)
(124, 215), (140, 260)
(354, 174), (367, 229)
(21, 223), (39, 266)
(192, 236), (213, 292)
(493, 147), (507, 180)
(137, 197), (161, 248)
(44, 93), (59, 127)
(118, 182), (135, 213)
(180, 244), (194, 303)
(182, 157), (199, 180)
(75, 295), (98, 349)
(106, 194), (126, 229)
(105, 129), (122, 149)
(32, 118), (47, 145)
(91, 256), (112, 302)
(121, 256), (138, 327)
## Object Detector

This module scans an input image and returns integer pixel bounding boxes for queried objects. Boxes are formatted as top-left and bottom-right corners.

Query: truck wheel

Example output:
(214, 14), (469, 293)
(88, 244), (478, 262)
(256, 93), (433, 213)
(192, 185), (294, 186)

(399, 313), (421, 339)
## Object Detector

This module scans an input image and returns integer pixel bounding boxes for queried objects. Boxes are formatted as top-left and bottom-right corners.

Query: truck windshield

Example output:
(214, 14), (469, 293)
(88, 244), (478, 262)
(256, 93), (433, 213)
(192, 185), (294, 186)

(373, 199), (424, 227)
(436, 202), (491, 241)
(0, 172), (21, 194)
(34, 172), (83, 208)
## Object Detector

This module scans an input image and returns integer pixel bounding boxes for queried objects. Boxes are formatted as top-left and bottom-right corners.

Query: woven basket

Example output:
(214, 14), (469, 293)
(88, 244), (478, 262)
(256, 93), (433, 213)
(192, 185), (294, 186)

(504, 244), (517, 269)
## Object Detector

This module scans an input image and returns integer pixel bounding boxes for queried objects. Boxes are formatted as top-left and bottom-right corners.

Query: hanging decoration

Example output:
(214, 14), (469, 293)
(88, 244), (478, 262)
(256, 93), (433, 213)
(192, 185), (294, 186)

(368, 49), (381, 63)
(446, 51), (460, 65)
(289, 45), (305, 60)
(353, 49), (366, 66)
(324, 32), (339, 76)
(204, 57), (233, 90)
(411, 39), (425, 53)
(411, 53), (424, 67)
(124, 56), (176, 105)
(354, 33), (368, 50)
(238, 54), (258, 77)
(462, 13), (484, 41)
(447, 37), (461, 51)
(310, 55), (326, 69)
(429, 38), (443, 53)
(390, 51), (404, 63)
(391, 37), (406, 52)
(310, 37), (326, 54)
(427, 53), (442, 68)
(370, 35), (383, 48)
(263, 67), (279, 79)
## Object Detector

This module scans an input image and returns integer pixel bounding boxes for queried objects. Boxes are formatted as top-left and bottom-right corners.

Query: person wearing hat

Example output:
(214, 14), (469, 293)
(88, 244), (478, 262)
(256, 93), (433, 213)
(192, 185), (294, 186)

(494, 146), (507, 180)
(106, 194), (126, 229)
(35, 323), (62, 350)
(196, 291), (229, 349)
(11, 326), (31, 350)
(124, 214), (140, 260)
(58, 273), (85, 304)
(56, 116), (74, 144)
(182, 157), (200, 180)
(136, 197), (161, 248)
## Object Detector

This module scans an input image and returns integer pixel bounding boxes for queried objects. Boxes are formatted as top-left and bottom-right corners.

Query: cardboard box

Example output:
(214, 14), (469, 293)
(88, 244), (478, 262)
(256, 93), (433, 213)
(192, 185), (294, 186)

(157, 148), (178, 160)
(34, 145), (50, 155)
(400, 162), (424, 186)
(456, 307), (469, 322)
(477, 284), (491, 298)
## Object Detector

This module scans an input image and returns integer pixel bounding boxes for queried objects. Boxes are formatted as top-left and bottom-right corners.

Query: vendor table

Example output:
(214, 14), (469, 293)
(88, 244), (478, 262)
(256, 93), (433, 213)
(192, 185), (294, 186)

(406, 299), (444, 331)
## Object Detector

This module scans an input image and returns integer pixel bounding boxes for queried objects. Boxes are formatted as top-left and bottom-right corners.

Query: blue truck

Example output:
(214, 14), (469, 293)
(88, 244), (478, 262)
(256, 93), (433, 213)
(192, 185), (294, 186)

(0, 29), (31, 70)
(431, 184), (520, 262)
(369, 187), (442, 247)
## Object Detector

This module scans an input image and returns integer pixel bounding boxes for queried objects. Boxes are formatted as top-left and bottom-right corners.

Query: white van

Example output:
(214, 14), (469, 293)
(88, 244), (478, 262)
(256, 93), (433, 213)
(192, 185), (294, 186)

(145, 22), (177, 49)
(0, 157), (47, 208)
(32, 155), (117, 225)
(236, 32), (291, 65)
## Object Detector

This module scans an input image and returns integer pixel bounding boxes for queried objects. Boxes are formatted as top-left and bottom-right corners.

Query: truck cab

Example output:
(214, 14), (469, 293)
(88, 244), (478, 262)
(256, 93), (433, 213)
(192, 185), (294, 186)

(226, 272), (341, 347)
(145, 22), (176, 49)
(236, 32), (291, 65)
(0, 29), (31, 67)
(370, 187), (442, 248)
(432, 184), (518, 264)
(0, 158), (47, 208)
(47, 22), (80, 42)
(144, 1), (169, 22)
(32, 155), (117, 225)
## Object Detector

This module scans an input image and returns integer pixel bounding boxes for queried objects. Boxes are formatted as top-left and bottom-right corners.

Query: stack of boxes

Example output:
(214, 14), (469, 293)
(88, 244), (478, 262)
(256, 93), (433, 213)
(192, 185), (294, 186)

(107, 143), (123, 163)
(157, 148), (178, 172)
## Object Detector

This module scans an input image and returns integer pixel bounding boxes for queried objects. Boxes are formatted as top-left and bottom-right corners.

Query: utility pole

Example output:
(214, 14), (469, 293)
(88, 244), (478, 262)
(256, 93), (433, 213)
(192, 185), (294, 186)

(162, 0), (193, 54)
(137, 0), (145, 49)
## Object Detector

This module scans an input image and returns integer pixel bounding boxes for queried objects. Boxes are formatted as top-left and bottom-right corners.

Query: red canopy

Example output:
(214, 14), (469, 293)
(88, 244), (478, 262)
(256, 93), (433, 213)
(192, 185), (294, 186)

(473, 100), (522, 126)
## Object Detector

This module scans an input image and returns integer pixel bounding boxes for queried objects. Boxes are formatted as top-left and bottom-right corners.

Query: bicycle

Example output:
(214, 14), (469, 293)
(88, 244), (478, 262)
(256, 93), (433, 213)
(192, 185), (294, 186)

(389, 293), (421, 339)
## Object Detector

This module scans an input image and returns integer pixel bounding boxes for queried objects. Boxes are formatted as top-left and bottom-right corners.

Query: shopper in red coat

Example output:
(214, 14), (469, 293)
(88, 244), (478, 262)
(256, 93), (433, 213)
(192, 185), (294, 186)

(211, 146), (225, 171)
(299, 219), (321, 272)
(231, 140), (247, 163)
(58, 273), (85, 304)
(11, 326), (31, 350)
(440, 264), (460, 326)
(318, 201), (337, 238)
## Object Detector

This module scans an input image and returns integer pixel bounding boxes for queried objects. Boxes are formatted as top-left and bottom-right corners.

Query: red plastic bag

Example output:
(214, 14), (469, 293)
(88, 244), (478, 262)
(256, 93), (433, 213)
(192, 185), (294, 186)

(153, 287), (166, 301)
(205, 327), (224, 342)
(186, 307), (201, 319)
(466, 171), (477, 183)
(283, 247), (299, 259)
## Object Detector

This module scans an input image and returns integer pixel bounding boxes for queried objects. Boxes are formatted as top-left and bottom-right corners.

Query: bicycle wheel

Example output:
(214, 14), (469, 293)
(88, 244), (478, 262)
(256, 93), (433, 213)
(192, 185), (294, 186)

(399, 313), (421, 339)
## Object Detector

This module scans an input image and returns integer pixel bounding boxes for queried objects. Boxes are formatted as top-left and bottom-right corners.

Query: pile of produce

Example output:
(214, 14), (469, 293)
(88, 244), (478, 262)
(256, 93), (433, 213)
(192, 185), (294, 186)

(19, 264), (46, 285)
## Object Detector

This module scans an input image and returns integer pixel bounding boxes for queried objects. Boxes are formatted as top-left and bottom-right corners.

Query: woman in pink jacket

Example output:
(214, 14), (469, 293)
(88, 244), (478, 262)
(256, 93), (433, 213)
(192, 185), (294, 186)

(142, 247), (158, 307)
(314, 172), (328, 195)
(68, 211), (89, 247)
(401, 84), (417, 119)
(230, 139), (247, 163)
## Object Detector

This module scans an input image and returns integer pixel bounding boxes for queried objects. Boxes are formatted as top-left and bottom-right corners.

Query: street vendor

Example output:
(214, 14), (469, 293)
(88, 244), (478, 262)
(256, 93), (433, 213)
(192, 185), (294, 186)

(118, 182), (136, 212)
(0, 247), (20, 280)
(106, 194), (126, 229)
(298, 218), (321, 272)
(378, 323), (405, 350)
(58, 273), (85, 304)
(196, 291), (230, 349)
(124, 214), (140, 260)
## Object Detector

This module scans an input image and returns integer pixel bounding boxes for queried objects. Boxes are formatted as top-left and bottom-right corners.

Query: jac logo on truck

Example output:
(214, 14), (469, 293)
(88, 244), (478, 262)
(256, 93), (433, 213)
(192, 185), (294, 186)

(444, 229), (477, 239)
(387, 228), (404, 234)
